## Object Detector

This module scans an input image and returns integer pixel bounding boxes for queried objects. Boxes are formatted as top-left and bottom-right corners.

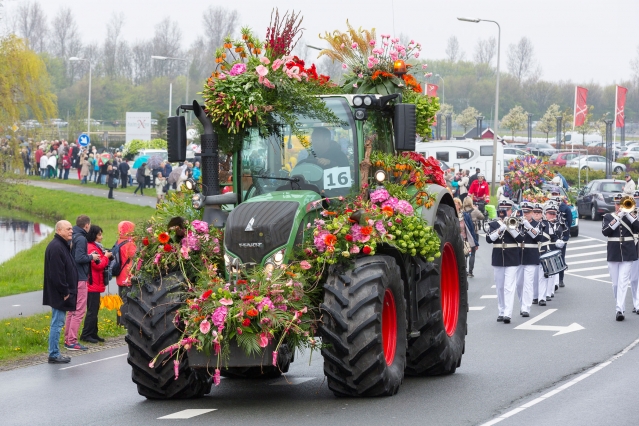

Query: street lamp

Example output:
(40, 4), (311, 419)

(69, 57), (92, 136)
(457, 16), (501, 195)
(435, 74), (445, 105)
(152, 56), (189, 115)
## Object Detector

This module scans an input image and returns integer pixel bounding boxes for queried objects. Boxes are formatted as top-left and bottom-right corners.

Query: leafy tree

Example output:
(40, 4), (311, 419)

(455, 106), (479, 134)
(536, 104), (560, 142)
(560, 108), (574, 146)
(501, 105), (528, 141)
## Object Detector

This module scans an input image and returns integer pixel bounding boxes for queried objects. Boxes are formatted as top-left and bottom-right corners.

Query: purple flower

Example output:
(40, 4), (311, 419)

(229, 63), (247, 76)
(191, 220), (209, 234)
(396, 200), (414, 215)
(370, 188), (390, 203)
(314, 230), (329, 252)
(211, 306), (228, 329)
(181, 231), (200, 251)
(382, 197), (399, 209)
(375, 220), (387, 234)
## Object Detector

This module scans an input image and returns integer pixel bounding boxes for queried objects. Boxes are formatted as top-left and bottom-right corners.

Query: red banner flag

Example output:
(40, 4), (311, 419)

(426, 84), (438, 97)
(573, 86), (588, 127)
(616, 85), (628, 128)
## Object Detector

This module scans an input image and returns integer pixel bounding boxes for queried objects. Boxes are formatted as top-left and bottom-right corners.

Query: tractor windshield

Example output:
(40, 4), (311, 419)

(241, 97), (357, 200)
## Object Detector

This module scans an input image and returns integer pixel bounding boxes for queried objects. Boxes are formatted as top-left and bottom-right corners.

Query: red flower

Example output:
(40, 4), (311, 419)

(158, 232), (170, 244)
(242, 318), (251, 327)
(247, 308), (259, 317)
(201, 289), (213, 300)
(242, 295), (254, 301)
(142, 237), (149, 246)
(382, 206), (394, 217)
(361, 226), (373, 236)
(345, 234), (353, 242)
(237, 279), (247, 285)
(362, 246), (372, 255)
(163, 243), (172, 252)
(324, 234), (337, 246)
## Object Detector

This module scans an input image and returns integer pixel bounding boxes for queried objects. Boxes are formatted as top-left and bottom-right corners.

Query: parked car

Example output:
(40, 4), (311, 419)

(524, 142), (557, 156)
(540, 184), (579, 237)
(508, 143), (528, 150)
(549, 152), (580, 167)
(576, 179), (625, 220)
(565, 155), (626, 173)
(503, 147), (531, 171)
(617, 146), (639, 163)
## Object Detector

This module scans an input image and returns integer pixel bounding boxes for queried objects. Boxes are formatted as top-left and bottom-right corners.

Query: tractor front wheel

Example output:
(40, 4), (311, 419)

(320, 255), (407, 397)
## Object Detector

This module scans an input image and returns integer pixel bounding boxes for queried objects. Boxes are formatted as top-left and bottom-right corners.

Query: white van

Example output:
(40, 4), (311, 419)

(415, 139), (504, 183)
(563, 132), (601, 146)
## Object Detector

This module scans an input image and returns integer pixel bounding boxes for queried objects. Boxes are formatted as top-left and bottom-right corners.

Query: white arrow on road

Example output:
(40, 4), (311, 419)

(514, 309), (584, 336)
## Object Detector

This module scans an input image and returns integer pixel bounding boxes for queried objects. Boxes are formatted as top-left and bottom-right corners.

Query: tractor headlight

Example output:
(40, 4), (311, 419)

(264, 262), (275, 273)
(185, 178), (198, 192)
(265, 248), (286, 268)
(192, 193), (204, 209)
(374, 169), (387, 183)
(363, 96), (373, 106)
(224, 254), (241, 273)
(354, 108), (367, 120)
(353, 96), (363, 107)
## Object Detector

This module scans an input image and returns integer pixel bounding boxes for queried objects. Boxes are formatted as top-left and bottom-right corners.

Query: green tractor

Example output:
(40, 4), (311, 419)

(124, 94), (467, 398)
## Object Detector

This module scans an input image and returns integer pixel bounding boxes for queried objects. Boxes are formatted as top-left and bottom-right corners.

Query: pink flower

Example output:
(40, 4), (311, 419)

(372, 47), (384, 55)
(351, 42), (358, 49)
(217, 72), (226, 80)
(414, 52), (420, 59)
(191, 220), (208, 233)
(257, 296), (274, 312)
(300, 260), (312, 270)
(381, 34), (390, 39)
(286, 66), (301, 81)
(358, 73), (364, 78)
(382, 197), (399, 209)
(422, 64), (428, 70)
(367, 62), (374, 69)
(261, 76), (275, 89)
(255, 65), (268, 77)
(137, 258), (142, 271)
(396, 200), (414, 215)
(153, 253), (162, 265)
(260, 56), (270, 65)
(199, 319), (211, 334)
(342, 63), (348, 69)
(237, 327), (243, 335)
(174, 360), (180, 380)
(340, 43), (345, 49)
(353, 83), (358, 88)
(219, 297), (233, 306)
(424, 72), (433, 78)
(369, 40), (376, 46)
(180, 245), (190, 259)
(229, 63), (247, 76)
(213, 368), (221, 386)
(212, 306), (228, 328)
(375, 220), (387, 234)
(148, 360), (155, 368)
(272, 351), (278, 366)
(370, 188), (390, 203)
(259, 332), (270, 348)
(350, 245), (360, 254)
(271, 59), (283, 71)
(383, 40), (389, 47)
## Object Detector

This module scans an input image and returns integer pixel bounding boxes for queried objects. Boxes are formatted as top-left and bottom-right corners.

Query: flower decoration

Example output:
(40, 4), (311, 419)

(506, 155), (554, 194)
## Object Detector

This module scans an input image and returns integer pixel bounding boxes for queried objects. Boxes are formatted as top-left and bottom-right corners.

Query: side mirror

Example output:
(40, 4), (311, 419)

(167, 115), (186, 162)
(393, 103), (416, 151)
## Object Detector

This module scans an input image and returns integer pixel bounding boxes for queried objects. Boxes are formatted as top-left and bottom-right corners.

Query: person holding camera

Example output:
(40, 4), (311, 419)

(80, 225), (112, 343)
(485, 199), (523, 324)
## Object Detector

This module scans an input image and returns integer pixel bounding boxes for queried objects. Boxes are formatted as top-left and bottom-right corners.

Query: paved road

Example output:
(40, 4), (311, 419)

(2, 216), (638, 425)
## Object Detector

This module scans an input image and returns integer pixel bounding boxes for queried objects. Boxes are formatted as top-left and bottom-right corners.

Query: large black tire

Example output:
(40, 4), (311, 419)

(405, 204), (468, 376)
(124, 272), (212, 399)
(320, 255), (407, 397)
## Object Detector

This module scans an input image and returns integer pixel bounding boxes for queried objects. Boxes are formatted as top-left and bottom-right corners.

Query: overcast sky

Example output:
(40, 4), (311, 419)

(3, 0), (638, 85)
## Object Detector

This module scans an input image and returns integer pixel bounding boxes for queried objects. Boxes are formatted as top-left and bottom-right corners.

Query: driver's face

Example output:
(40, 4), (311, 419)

(311, 131), (331, 155)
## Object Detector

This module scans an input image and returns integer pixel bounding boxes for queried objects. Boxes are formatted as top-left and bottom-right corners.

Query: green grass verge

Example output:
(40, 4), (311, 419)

(0, 185), (154, 297)
(23, 175), (155, 197)
(0, 309), (125, 362)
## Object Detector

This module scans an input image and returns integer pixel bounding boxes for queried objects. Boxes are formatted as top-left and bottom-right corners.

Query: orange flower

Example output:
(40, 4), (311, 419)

(361, 226), (373, 236)
(382, 206), (394, 217)
(158, 232), (170, 244)
(247, 308), (259, 317)
(324, 234), (337, 246)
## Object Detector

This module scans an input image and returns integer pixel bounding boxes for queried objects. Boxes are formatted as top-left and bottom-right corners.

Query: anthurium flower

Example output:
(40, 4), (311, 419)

(219, 298), (233, 306)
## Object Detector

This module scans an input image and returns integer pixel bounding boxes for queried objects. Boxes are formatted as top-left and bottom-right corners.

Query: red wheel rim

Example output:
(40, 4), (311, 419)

(441, 242), (460, 336)
(381, 288), (397, 366)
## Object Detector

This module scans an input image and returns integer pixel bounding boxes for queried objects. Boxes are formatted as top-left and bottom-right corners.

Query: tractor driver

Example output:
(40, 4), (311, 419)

(299, 127), (349, 169)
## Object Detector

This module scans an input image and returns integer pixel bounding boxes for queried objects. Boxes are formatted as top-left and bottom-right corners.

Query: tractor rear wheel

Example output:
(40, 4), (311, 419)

(124, 272), (212, 399)
(320, 255), (407, 397)
(405, 204), (468, 376)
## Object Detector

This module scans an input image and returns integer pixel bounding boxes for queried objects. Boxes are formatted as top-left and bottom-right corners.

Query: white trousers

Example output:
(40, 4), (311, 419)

(494, 266), (518, 318)
(517, 265), (537, 313)
(630, 260), (639, 310)
(538, 264), (553, 301)
(608, 261), (633, 313)
(533, 265), (539, 300)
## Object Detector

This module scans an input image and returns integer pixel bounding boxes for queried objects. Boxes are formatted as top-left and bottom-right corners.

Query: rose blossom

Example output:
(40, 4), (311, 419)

(200, 319), (211, 334)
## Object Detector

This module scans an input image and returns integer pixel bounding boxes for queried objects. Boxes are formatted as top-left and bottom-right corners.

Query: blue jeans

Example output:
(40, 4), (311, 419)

(48, 308), (66, 358)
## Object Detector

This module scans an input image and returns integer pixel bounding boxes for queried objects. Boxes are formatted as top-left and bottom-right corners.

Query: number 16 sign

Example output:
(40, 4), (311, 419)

(323, 167), (352, 189)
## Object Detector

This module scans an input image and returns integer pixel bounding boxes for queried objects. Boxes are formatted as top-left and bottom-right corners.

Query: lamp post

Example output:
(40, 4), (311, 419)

(527, 113), (533, 144)
(152, 56), (189, 116)
(458, 17), (501, 194)
(435, 74), (445, 106)
(69, 57), (92, 136)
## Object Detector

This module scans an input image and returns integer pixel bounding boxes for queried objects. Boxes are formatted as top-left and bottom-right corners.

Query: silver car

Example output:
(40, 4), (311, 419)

(619, 146), (639, 163)
(565, 155), (626, 173)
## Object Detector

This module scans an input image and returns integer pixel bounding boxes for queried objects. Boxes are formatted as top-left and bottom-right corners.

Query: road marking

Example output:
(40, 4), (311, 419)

(565, 243), (607, 251)
(566, 258), (607, 265)
(158, 409), (217, 419)
(588, 273), (611, 279)
(59, 353), (127, 370)
(480, 336), (639, 426)
(568, 265), (609, 273)
(564, 272), (611, 284)
(514, 309), (584, 336)
(565, 237), (595, 244)
(565, 250), (607, 258)
(469, 307), (485, 310)
(270, 377), (315, 385)
(491, 285), (496, 288)
(11, 305), (20, 307)
(480, 295), (497, 299)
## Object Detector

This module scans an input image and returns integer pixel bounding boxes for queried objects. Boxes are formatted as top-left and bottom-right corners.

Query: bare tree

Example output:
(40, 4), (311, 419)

(507, 37), (536, 85)
(152, 17), (183, 78)
(131, 40), (154, 84)
(445, 36), (465, 62)
(201, 6), (239, 52)
(631, 45), (639, 87)
(474, 37), (496, 65)
(14, 1), (48, 53)
(316, 56), (344, 83)
(49, 7), (82, 83)
(103, 12), (127, 78)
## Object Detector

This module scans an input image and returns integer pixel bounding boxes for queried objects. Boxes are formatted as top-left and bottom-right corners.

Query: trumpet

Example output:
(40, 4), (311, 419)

(505, 216), (521, 230)
(621, 196), (636, 213)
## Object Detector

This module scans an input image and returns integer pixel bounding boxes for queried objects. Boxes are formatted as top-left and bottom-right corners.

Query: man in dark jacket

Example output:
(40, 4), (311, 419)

(118, 160), (130, 188)
(43, 220), (78, 363)
(66, 215), (99, 351)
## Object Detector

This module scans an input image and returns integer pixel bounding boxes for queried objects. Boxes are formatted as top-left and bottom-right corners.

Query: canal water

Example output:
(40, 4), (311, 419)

(0, 217), (53, 264)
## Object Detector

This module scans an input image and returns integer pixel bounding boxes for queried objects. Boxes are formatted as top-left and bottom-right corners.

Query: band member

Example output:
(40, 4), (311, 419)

(486, 199), (523, 324)
(602, 193), (639, 321)
(550, 189), (571, 288)
(531, 203), (544, 305)
(630, 190), (639, 314)
(516, 201), (542, 317)
(538, 202), (562, 306)
(548, 197), (569, 296)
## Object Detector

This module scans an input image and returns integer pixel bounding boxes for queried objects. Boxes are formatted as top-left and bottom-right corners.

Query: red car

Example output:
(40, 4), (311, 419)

(549, 152), (580, 166)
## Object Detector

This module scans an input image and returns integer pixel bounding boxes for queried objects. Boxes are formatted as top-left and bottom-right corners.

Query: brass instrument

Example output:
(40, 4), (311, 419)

(506, 216), (521, 230)
(621, 196), (636, 213)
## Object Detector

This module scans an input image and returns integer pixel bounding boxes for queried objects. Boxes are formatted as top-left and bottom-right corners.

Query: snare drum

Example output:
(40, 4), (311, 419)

(539, 250), (567, 278)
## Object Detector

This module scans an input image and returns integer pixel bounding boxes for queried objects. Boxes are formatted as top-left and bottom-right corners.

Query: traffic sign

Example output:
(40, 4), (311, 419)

(78, 134), (90, 147)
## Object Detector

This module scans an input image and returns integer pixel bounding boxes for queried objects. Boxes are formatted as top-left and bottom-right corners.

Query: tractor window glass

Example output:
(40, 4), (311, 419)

(456, 150), (470, 159)
(480, 146), (493, 156)
(363, 110), (394, 153)
(436, 152), (449, 162)
(241, 97), (357, 200)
